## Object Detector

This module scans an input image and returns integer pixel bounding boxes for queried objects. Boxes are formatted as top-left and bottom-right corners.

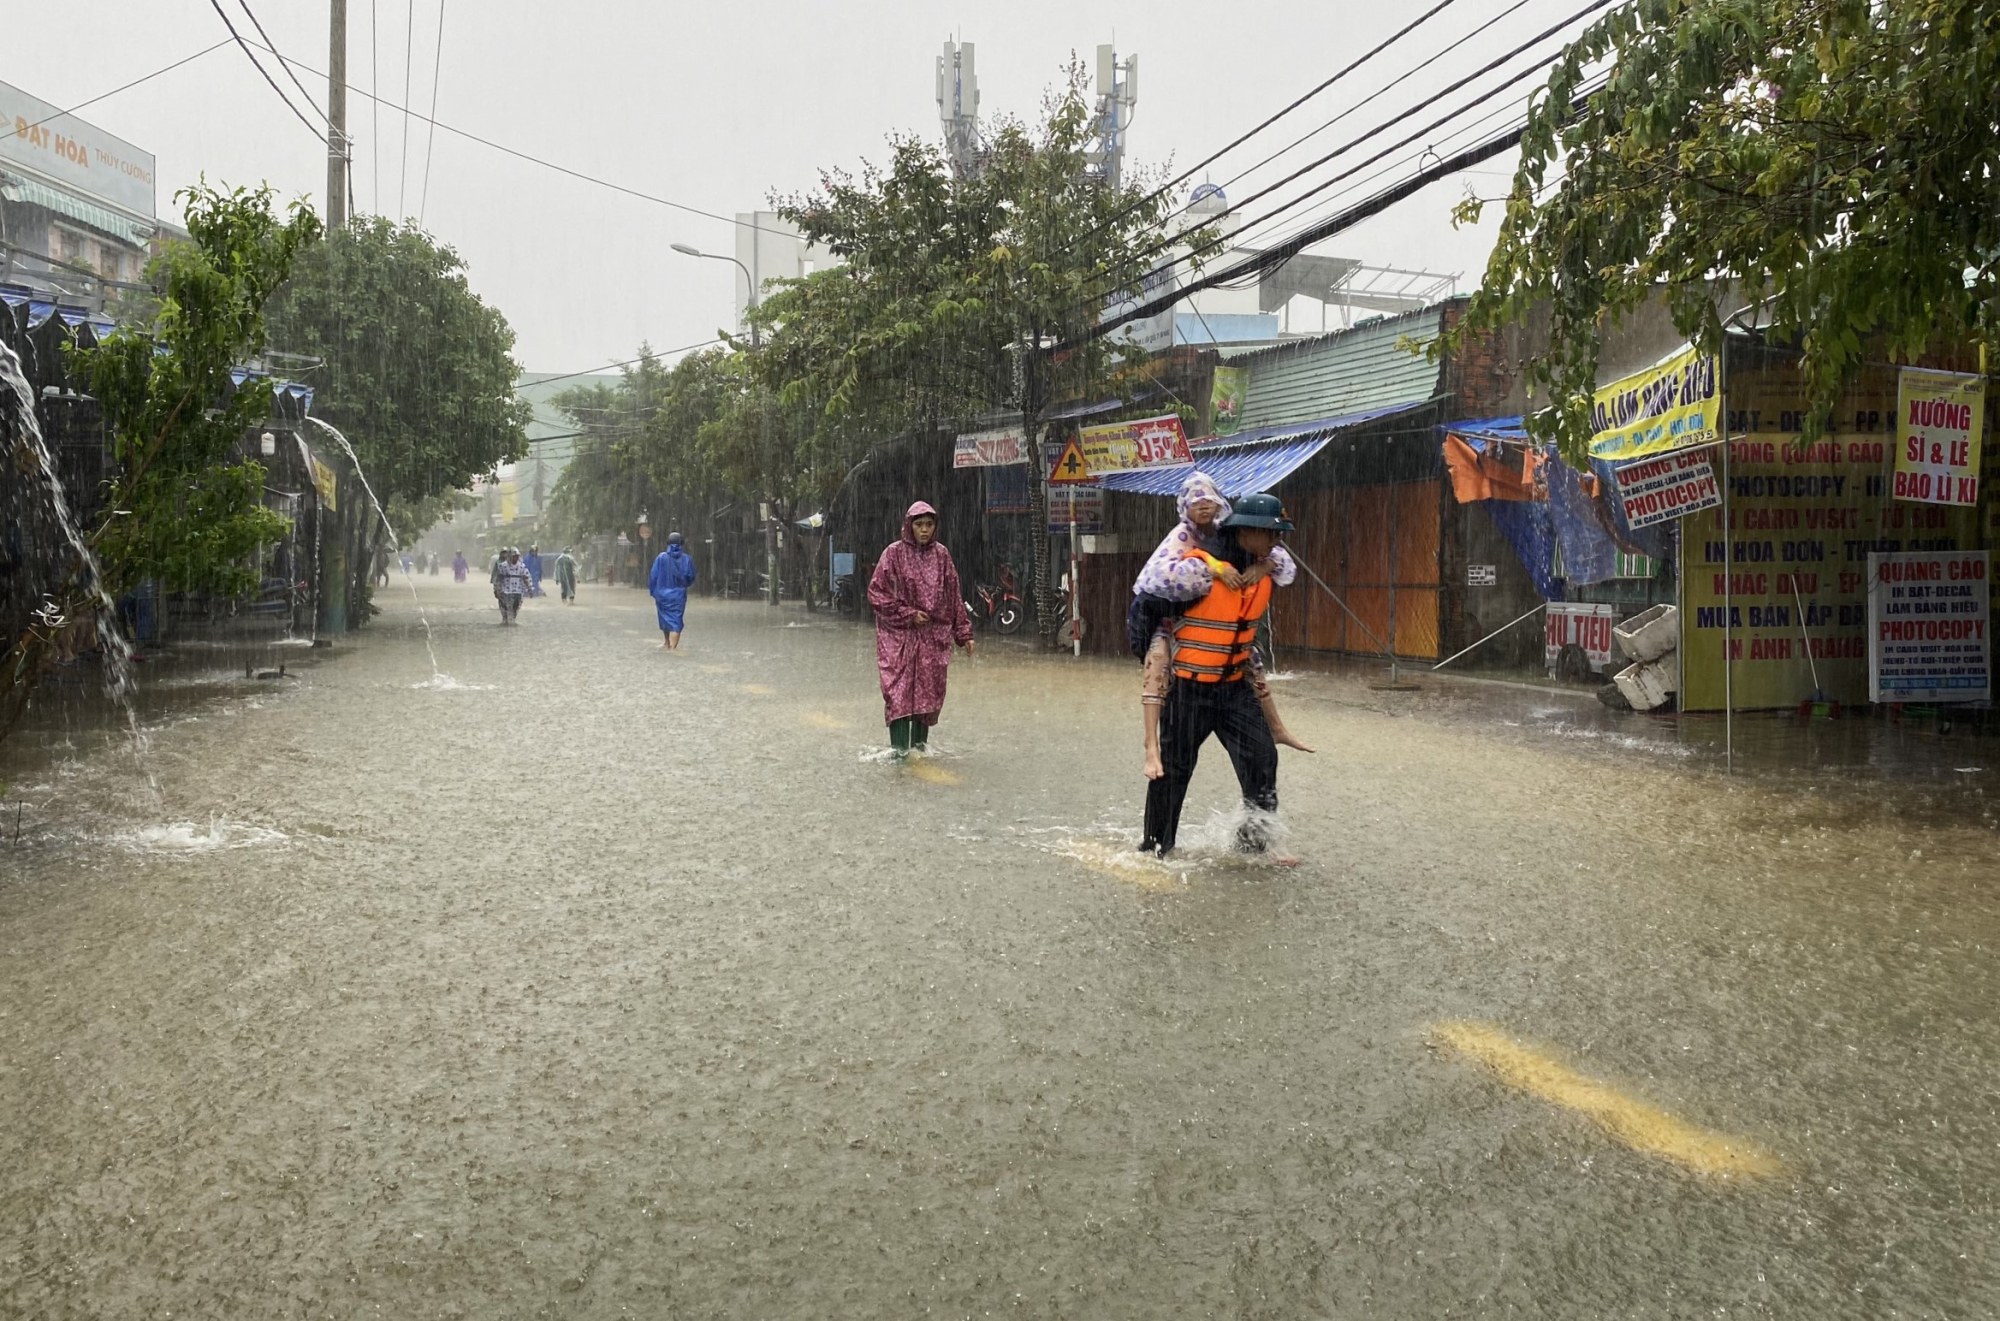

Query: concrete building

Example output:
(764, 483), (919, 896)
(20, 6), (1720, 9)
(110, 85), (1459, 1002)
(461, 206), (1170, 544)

(1, 79), (158, 308)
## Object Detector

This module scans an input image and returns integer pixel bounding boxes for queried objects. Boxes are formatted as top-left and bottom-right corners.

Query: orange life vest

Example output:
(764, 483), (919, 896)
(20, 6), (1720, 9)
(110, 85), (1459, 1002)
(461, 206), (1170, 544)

(1170, 551), (1273, 682)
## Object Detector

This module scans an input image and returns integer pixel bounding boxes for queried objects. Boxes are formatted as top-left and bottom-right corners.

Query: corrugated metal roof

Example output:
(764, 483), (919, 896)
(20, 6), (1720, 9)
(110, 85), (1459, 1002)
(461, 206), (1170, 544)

(1101, 403), (1432, 497)
(1233, 305), (1444, 431)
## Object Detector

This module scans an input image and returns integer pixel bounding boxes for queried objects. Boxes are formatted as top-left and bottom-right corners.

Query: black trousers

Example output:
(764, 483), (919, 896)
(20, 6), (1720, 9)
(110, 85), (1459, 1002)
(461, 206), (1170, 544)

(1141, 677), (1279, 855)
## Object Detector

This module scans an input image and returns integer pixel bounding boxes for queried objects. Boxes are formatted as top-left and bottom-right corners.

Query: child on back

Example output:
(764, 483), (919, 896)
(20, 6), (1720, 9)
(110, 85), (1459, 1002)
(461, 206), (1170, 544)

(1130, 472), (1313, 779)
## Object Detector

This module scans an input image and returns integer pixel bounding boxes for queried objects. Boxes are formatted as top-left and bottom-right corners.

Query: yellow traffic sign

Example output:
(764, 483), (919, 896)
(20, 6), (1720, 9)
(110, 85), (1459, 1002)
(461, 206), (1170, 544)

(1048, 436), (1093, 484)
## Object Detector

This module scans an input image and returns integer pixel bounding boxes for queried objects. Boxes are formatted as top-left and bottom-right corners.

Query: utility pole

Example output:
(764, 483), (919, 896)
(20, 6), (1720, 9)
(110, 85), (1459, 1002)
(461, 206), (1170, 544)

(326, 0), (348, 229)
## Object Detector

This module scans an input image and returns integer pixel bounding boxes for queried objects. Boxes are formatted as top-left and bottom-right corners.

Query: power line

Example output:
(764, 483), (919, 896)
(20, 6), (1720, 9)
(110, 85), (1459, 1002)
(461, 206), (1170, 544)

(1065, 0), (1465, 260)
(1090, 0), (1615, 302)
(238, 38), (806, 239)
(371, 0), (381, 214)
(515, 339), (725, 390)
(1217, 0), (1538, 194)
(235, 0), (327, 122)
(418, 0), (447, 225)
(18, 40), (233, 135)
(1073, 85), (1602, 350)
(205, 0), (326, 142)
(398, 0), (415, 218)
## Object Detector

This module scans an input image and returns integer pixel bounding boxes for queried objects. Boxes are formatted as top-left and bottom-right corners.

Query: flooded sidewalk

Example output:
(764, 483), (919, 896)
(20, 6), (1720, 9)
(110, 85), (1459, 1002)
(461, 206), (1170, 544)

(3, 582), (1997, 1317)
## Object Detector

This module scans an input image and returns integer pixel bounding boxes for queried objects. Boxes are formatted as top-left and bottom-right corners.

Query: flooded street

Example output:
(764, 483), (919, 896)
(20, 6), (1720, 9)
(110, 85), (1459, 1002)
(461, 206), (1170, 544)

(4, 582), (1999, 1318)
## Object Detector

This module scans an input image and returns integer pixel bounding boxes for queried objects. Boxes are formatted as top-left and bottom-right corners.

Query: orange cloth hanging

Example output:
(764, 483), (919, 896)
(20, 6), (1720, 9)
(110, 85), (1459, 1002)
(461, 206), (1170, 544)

(1444, 434), (1538, 502)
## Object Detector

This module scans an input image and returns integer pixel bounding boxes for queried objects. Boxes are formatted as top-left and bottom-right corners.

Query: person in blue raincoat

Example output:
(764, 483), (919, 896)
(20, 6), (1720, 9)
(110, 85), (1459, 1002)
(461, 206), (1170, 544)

(523, 545), (545, 596)
(648, 532), (697, 649)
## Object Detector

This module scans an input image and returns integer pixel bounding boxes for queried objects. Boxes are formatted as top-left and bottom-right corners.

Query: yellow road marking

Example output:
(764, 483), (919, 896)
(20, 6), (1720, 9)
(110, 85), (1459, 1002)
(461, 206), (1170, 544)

(1430, 1021), (1780, 1180)
(739, 683), (774, 695)
(906, 761), (960, 786)
(1050, 838), (1183, 892)
(699, 665), (728, 674)
(803, 712), (850, 730)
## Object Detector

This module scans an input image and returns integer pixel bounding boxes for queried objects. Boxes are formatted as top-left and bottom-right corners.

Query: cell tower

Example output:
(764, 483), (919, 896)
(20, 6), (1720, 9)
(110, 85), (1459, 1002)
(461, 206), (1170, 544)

(936, 41), (982, 178)
(1086, 44), (1139, 190)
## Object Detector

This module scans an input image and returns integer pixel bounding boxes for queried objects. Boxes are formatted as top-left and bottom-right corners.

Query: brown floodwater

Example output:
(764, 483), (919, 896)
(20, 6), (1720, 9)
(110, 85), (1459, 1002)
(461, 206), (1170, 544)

(3, 582), (1997, 1318)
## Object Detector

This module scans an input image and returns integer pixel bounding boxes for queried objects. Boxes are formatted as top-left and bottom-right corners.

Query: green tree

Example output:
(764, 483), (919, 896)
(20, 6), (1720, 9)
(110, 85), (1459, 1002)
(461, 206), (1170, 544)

(1448, 0), (2000, 460)
(264, 216), (531, 524)
(2, 183), (320, 739)
(753, 66), (1185, 638)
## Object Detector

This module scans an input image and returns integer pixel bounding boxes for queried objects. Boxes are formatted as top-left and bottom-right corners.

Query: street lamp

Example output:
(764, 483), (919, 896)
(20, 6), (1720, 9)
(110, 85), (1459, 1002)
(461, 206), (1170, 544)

(675, 239), (775, 605)
(671, 243), (759, 347)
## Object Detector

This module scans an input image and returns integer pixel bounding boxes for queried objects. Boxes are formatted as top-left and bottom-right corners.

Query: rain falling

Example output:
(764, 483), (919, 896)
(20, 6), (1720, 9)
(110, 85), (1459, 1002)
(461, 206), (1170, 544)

(4, 3), (1999, 1316)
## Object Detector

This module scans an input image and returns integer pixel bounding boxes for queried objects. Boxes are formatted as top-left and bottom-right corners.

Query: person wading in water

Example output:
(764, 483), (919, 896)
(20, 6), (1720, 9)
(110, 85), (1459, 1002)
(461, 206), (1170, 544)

(648, 532), (697, 648)
(1139, 493), (1297, 859)
(494, 548), (532, 625)
(868, 501), (974, 757)
(1130, 472), (1312, 779)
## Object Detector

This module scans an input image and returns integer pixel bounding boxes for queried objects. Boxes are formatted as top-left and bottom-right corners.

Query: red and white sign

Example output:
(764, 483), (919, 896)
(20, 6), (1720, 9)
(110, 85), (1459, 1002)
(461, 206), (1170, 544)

(1613, 444), (1721, 530)
(1546, 601), (1618, 672)
(1078, 413), (1192, 475)
(952, 426), (1028, 468)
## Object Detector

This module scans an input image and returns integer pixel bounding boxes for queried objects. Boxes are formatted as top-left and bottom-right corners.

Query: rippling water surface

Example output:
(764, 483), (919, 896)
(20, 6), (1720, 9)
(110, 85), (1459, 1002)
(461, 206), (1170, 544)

(3, 583), (1997, 1318)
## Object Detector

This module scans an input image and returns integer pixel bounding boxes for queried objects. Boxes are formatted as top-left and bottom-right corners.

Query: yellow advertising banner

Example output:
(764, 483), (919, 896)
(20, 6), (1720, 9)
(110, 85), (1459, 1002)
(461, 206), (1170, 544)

(1078, 413), (1192, 475)
(310, 457), (338, 512)
(1588, 346), (1721, 463)
(1892, 367), (1985, 506)
(1680, 433), (1978, 710)
(499, 481), (518, 524)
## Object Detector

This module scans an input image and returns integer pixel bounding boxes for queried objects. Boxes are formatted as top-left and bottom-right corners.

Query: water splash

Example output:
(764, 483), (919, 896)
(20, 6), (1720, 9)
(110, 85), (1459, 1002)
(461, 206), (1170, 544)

(112, 817), (288, 853)
(305, 417), (444, 681)
(409, 674), (494, 692)
(0, 343), (149, 764)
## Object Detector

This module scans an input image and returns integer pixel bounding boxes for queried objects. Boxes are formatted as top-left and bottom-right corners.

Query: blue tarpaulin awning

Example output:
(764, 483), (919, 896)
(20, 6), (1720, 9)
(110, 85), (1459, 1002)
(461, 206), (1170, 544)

(1100, 402), (1430, 497)
(1442, 415), (1528, 453)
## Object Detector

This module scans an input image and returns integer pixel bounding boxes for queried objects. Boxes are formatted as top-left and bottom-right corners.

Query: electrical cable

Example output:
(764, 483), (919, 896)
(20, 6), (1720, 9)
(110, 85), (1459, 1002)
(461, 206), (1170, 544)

(235, 0), (327, 121)
(1071, 82), (1602, 350)
(1088, 0), (1615, 302)
(1100, 0), (1614, 297)
(205, 0), (326, 142)
(238, 38), (799, 238)
(371, 0), (381, 214)
(1216, 0), (1537, 195)
(16, 40), (232, 135)
(517, 339), (725, 389)
(1061, 0), (1465, 259)
(398, 0), (416, 218)
(418, 0), (447, 225)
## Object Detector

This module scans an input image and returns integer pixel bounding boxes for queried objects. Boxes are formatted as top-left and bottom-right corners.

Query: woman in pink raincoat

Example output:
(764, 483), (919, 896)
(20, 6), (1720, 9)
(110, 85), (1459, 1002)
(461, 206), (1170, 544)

(868, 501), (975, 755)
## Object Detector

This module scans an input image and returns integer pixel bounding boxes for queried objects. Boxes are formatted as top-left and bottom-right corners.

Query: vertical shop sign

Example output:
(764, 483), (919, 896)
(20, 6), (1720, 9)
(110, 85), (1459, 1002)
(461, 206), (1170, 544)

(1893, 367), (1984, 506)
(1867, 550), (1990, 702)
(1209, 367), (1248, 437)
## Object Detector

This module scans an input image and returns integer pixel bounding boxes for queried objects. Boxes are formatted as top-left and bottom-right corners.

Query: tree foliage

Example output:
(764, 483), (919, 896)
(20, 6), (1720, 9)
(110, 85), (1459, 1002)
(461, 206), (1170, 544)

(75, 183), (321, 597)
(3, 183), (319, 740)
(546, 66), (1188, 634)
(1448, 0), (2000, 458)
(264, 216), (531, 511)
(752, 65), (1185, 633)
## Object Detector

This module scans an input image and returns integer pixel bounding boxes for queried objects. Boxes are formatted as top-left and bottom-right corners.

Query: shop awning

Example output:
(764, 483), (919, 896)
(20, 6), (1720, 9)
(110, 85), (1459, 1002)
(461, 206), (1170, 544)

(1441, 415), (1528, 453)
(0, 174), (155, 248)
(1099, 402), (1428, 497)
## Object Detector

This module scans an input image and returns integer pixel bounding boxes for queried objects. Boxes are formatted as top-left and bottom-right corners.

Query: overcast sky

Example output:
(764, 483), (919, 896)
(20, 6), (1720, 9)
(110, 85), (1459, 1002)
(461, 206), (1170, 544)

(12, 0), (1577, 373)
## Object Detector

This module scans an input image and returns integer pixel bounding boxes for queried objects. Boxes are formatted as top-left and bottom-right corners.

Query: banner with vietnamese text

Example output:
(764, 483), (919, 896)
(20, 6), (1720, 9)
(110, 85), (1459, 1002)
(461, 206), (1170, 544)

(1588, 347), (1721, 463)
(1893, 367), (1984, 506)
(1079, 413), (1192, 476)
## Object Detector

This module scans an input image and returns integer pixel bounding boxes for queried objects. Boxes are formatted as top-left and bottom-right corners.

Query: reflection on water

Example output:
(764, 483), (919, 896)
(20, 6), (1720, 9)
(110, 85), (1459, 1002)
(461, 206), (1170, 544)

(1, 584), (1996, 1317)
